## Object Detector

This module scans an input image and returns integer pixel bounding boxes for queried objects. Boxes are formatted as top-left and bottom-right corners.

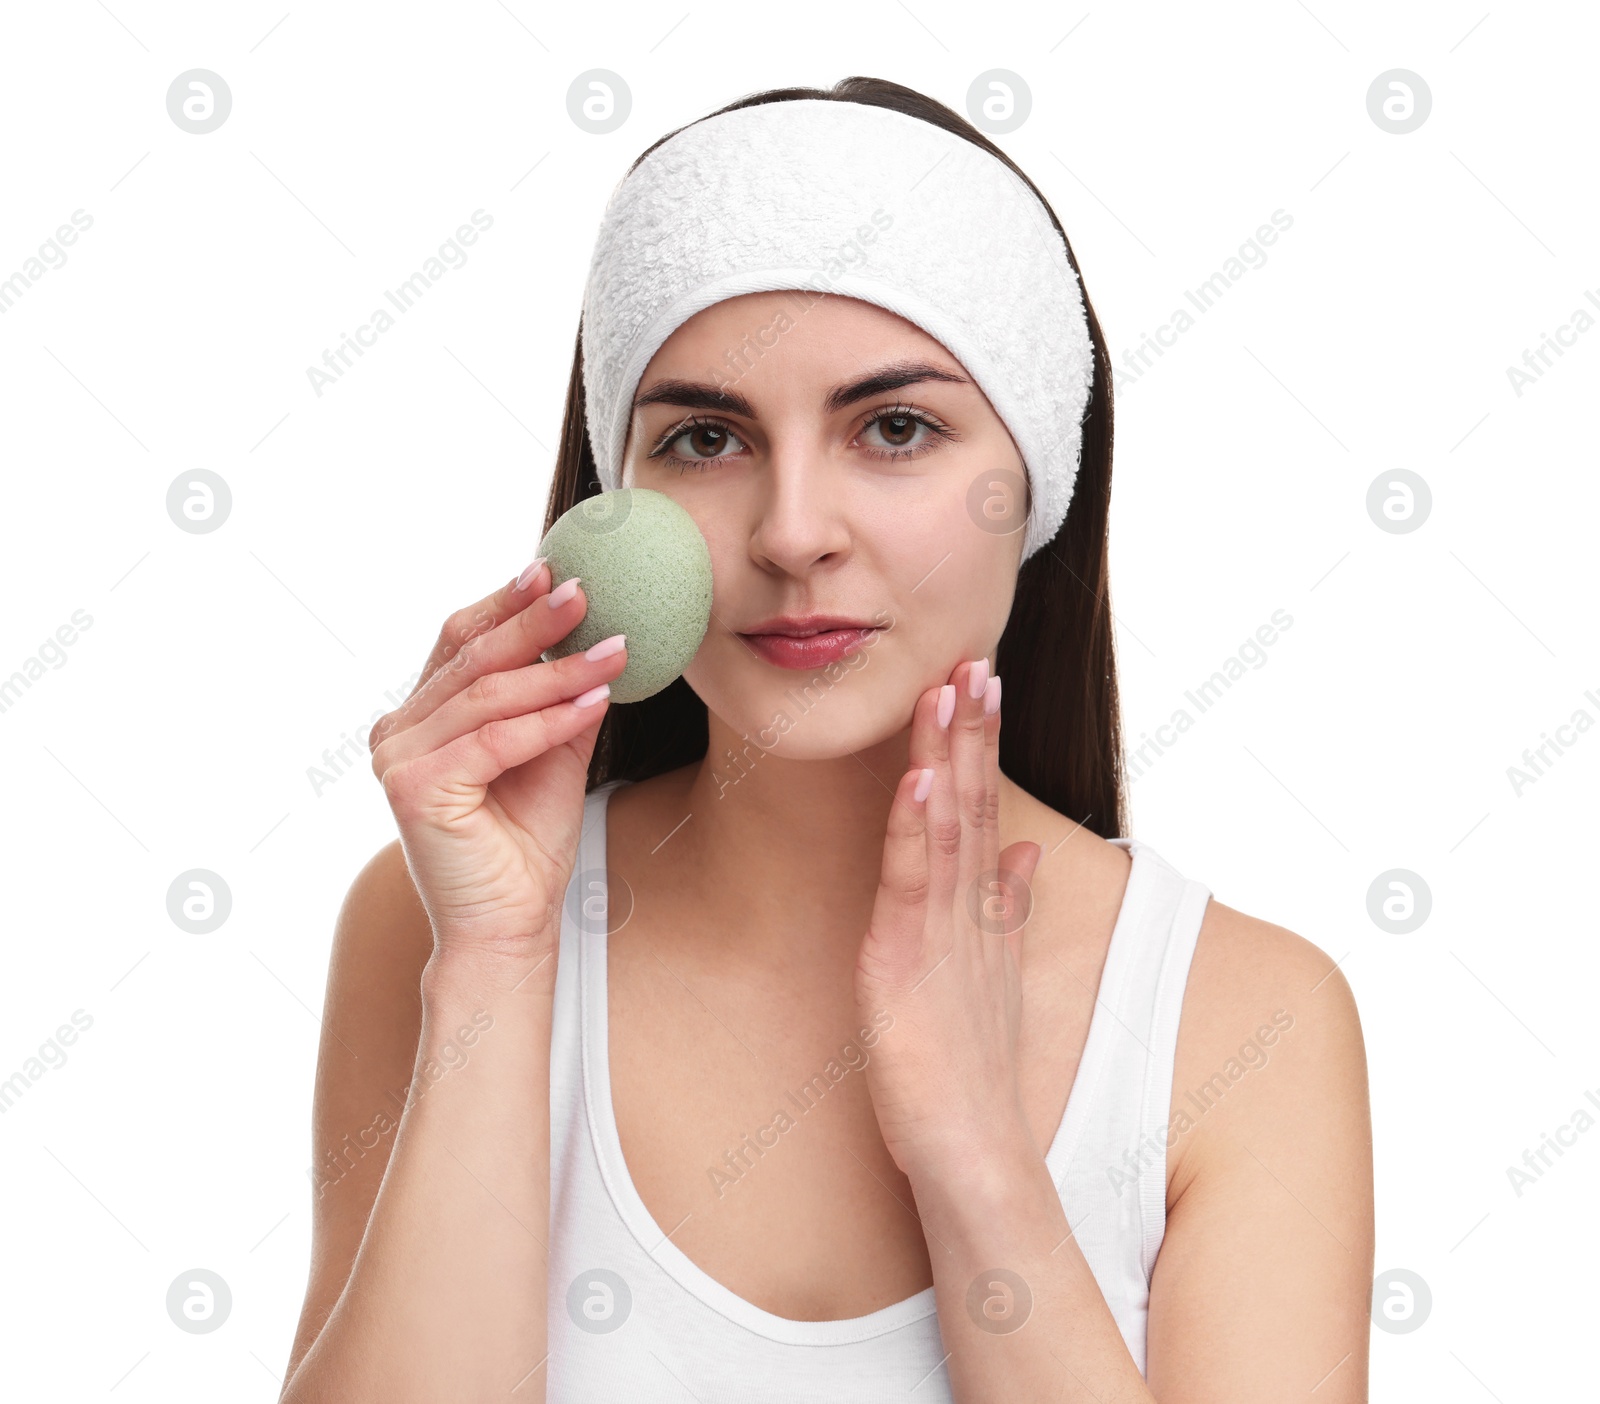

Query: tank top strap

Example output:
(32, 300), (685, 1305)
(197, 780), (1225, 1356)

(1116, 839), (1212, 1278)
(1048, 838), (1212, 1372)
(550, 780), (632, 1180)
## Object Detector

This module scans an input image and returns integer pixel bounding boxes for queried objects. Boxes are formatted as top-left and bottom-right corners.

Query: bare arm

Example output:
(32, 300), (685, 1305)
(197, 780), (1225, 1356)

(1144, 909), (1374, 1401)
(279, 840), (433, 1390)
(282, 935), (557, 1401)
(279, 564), (628, 1402)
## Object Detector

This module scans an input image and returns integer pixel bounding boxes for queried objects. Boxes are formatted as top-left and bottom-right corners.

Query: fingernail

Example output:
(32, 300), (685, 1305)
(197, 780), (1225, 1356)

(936, 684), (956, 729)
(547, 576), (581, 609)
(573, 682), (610, 708)
(983, 675), (1001, 716)
(968, 657), (989, 700)
(913, 767), (934, 803)
(584, 633), (626, 662)
(514, 556), (547, 592)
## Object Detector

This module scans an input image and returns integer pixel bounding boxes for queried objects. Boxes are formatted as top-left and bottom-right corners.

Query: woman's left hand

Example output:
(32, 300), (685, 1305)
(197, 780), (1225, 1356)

(855, 656), (1045, 1185)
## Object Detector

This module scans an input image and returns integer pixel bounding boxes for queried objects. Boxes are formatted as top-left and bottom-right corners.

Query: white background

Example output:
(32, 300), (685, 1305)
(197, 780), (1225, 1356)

(1, 0), (1595, 1398)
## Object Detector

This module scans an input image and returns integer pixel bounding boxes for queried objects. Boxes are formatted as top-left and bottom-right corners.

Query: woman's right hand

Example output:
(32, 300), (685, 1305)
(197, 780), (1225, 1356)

(367, 561), (627, 968)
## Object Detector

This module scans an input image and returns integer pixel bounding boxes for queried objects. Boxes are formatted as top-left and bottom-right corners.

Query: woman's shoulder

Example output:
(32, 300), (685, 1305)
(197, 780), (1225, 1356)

(1168, 891), (1368, 1200)
(1146, 893), (1375, 1358)
(1008, 783), (1367, 1195)
(347, 837), (434, 956)
(1012, 774), (1358, 1052)
(1181, 895), (1363, 1075)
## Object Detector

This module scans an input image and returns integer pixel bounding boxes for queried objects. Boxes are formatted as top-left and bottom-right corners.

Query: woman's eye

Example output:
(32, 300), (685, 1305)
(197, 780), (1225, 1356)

(663, 422), (745, 465)
(861, 412), (937, 455)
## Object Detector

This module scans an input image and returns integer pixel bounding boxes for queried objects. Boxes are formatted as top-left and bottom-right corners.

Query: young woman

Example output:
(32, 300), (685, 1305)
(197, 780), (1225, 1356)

(280, 78), (1373, 1403)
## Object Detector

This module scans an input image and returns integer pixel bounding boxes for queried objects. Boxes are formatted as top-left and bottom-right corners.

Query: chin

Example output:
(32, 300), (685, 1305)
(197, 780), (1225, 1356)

(696, 664), (915, 764)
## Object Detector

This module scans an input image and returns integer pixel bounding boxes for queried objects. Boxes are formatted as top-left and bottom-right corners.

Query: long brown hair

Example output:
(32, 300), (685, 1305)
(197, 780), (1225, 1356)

(543, 76), (1127, 839)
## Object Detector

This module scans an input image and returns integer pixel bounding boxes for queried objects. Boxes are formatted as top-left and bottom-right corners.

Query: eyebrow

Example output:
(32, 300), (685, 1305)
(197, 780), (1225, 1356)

(631, 358), (971, 419)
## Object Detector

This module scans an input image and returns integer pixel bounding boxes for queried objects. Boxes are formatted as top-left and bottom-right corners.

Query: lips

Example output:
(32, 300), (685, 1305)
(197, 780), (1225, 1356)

(738, 614), (879, 637)
(736, 615), (881, 670)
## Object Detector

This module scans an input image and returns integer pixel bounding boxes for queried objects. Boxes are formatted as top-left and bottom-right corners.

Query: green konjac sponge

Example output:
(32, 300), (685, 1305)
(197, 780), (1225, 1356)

(537, 488), (713, 704)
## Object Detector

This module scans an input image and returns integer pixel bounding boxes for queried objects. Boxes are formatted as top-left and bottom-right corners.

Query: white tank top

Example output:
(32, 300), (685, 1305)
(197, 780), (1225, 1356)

(547, 778), (1212, 1399)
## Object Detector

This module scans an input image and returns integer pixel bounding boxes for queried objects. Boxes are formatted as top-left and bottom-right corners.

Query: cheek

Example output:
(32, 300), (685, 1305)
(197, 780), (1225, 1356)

(697, 520), (748, 616)
(879, 464), (1021, 584)
(673, 508), (752, 669)
(889, 509), (1016, 640)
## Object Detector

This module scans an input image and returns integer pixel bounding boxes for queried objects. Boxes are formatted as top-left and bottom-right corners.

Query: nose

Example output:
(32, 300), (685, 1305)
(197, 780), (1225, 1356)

(745, 434), (853, 574)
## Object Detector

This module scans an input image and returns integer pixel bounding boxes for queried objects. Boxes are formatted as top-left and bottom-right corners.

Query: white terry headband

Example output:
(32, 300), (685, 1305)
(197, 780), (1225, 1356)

(579, 98), (1095, 564)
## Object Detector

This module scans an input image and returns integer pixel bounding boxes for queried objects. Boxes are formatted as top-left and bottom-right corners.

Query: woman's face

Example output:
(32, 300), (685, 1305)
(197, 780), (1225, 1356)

(621, 291), (1028, 760)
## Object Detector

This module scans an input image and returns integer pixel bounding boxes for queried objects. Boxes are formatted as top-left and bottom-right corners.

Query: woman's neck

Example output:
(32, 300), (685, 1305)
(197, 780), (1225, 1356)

(614, 716), (1045, 971)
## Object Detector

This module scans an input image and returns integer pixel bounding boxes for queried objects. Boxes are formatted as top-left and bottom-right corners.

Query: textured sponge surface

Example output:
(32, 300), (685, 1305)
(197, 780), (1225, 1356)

(538, 488), (713, 703)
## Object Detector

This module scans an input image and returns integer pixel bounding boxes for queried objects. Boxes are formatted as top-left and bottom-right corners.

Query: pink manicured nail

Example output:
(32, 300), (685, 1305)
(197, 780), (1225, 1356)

(584, 633), (626, 661)
(968, 657), (989, 700)
(514, 556), (546, 591)
(983, 675), (1001, 716)
(573, 682), (610, 708)
(913, 767), (934, 803)
(936, 684), (956, 729)
(547, 576), (581, 609)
